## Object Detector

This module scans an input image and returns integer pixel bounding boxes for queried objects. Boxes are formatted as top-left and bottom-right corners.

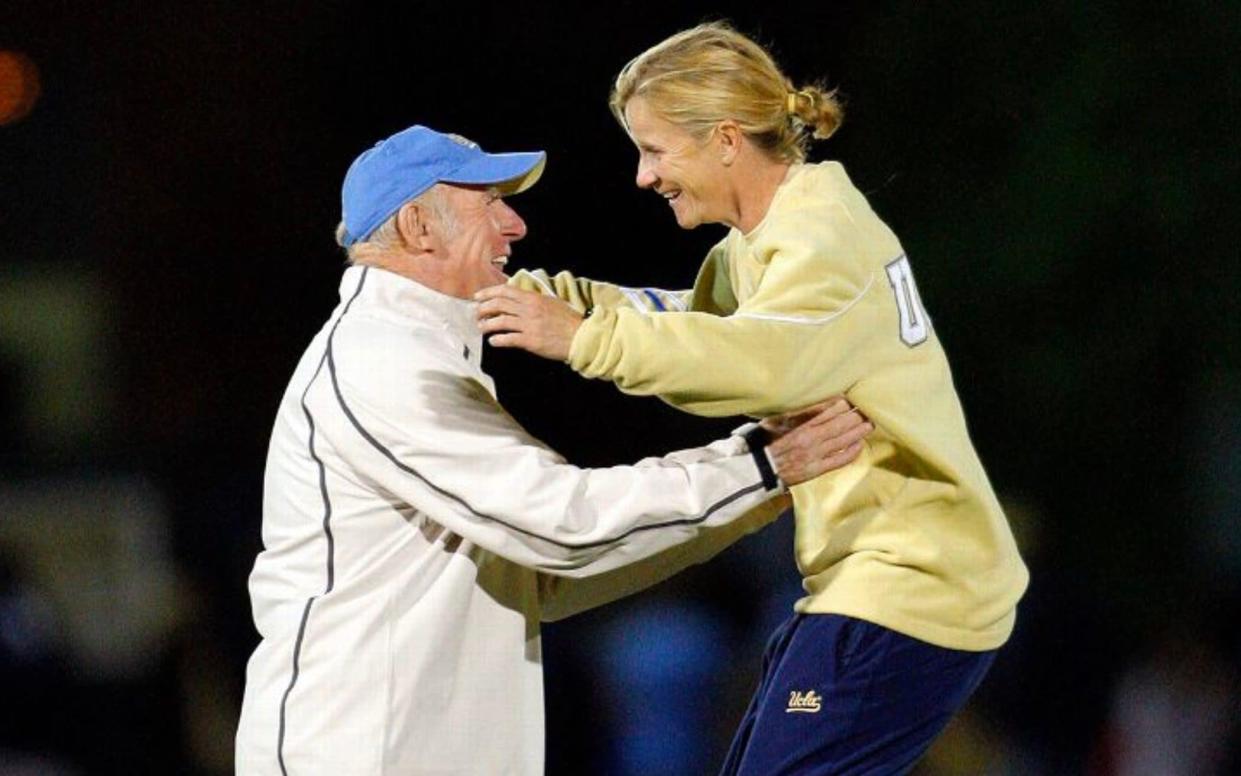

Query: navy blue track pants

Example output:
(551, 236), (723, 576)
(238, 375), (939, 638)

(719, 613), (996, 776)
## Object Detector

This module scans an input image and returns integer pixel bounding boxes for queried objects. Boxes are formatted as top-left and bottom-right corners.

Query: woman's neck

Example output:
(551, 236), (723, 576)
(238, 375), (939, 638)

(730, 151), (793, 234)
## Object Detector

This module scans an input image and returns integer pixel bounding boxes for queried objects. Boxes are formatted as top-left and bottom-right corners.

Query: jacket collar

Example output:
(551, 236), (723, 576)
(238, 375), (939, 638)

(338, 265), (485, 366)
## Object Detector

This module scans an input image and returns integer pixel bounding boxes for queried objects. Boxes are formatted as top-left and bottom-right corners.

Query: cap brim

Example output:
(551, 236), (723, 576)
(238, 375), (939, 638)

(442, 151), (546, 196)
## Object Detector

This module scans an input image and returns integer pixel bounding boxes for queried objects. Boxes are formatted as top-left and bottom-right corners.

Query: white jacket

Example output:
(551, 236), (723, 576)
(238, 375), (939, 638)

(235, 266), (786, 775)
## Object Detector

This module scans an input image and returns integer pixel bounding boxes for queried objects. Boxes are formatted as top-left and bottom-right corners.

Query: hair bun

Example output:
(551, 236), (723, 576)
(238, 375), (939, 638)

(791, 85), (843, 140)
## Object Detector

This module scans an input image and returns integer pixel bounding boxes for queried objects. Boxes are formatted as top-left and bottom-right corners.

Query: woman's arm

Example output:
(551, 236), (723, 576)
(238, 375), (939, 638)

(479, 205), (879, 417)
(507, 268), (694, 315)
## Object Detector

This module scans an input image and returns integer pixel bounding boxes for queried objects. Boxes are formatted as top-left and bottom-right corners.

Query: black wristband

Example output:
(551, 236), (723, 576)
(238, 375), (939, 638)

(742, 425), (779, 491)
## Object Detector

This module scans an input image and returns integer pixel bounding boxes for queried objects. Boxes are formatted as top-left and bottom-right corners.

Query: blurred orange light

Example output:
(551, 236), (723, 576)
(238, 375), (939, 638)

(0, 50), (41, 125)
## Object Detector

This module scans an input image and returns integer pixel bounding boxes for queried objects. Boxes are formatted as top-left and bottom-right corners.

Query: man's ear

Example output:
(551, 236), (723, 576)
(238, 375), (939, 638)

(715, 120), (744, 165)
(395, 200), (433, 250)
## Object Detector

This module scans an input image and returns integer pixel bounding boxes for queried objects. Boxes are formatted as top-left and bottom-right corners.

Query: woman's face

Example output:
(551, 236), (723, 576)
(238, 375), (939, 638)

(623, 97), (730, 230)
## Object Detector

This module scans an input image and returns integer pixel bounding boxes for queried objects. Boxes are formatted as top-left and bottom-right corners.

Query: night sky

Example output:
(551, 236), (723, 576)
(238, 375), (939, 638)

(2, 2), (1239, 773)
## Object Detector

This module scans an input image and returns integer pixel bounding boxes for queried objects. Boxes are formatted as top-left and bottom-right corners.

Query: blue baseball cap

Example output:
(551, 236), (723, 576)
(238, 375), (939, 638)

(340, 125), (546, 247)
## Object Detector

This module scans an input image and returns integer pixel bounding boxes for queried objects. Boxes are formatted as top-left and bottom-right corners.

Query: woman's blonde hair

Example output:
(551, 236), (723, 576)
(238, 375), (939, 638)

(610, 21), (843, 163)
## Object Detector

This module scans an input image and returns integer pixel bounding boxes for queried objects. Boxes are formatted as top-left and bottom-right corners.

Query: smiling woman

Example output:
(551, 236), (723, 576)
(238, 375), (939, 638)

(623, 97), (733, 230)
(607, 25), (841, 234)
(482, 20), (1028, 776)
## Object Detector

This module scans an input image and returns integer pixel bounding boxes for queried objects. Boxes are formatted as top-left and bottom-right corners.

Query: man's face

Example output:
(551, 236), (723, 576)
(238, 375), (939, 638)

(431, 184), (528, 298)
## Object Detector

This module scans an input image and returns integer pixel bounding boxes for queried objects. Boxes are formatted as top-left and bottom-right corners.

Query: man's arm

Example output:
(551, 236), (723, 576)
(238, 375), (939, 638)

(534, 396), (868, 618)
(536, 493), (790, 621)
(536, 395), (867, 618)
(315, 320), (870, 579)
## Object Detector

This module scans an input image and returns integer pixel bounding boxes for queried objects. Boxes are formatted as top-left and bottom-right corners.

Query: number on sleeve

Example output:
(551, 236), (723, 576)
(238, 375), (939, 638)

(884, 255), (930, 347)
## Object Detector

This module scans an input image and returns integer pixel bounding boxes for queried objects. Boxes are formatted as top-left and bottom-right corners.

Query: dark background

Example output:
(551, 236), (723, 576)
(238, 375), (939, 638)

(1, 1), (1239, 774)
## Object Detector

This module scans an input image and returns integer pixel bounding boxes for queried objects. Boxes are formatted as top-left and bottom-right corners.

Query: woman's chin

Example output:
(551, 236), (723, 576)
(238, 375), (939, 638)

(672, 209), (700, 230)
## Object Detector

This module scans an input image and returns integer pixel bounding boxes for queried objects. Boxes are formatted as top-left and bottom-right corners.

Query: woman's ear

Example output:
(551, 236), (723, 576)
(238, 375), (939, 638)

(715, 120), (744, 165)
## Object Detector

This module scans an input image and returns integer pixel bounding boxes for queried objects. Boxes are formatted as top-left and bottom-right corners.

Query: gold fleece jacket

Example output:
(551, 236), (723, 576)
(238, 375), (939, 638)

(512, 162), (1028, 651)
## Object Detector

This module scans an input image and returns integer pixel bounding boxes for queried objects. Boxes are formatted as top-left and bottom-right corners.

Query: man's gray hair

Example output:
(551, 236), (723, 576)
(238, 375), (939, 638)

(336, 185), (457, 264)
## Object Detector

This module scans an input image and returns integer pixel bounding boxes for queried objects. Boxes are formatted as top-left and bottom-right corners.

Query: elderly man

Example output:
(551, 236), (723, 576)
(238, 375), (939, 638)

(234, 125), (871, 775)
